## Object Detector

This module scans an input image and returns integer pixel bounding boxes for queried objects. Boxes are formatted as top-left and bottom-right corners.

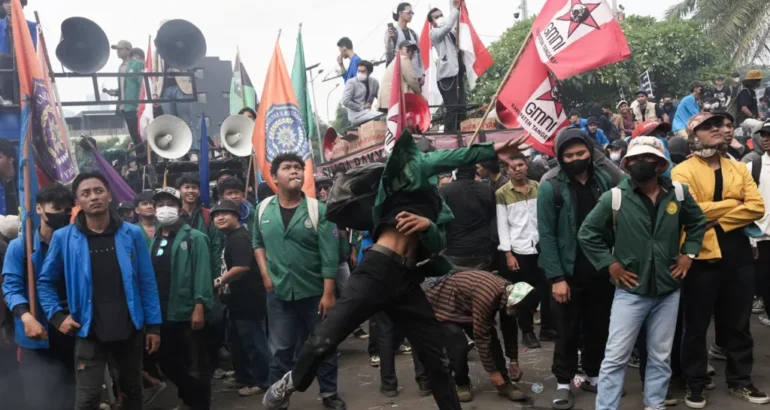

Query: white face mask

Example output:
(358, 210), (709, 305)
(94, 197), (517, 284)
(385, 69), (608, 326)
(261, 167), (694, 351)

(156, 206), (179, 226)
(357, 73), (368, 82)
(610, 152), (622, 162)
(435, 17), (445, 27)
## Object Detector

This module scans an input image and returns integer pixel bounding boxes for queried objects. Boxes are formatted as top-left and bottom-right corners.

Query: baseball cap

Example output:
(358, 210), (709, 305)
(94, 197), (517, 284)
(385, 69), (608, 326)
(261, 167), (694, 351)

(117, 201), (135, 211)
(621, 137), (669, 171)
(636, 89), (649, 97)
(756, 120), (770, 135)
(398, 40), (418, 50)
(609, 139), (628, 149)
(153, 187), (181, 205)
(632, 120), (671, 139)
(686, 112), (725, 137)
(586, 116), (600, 125)
(111, 40), (132, 50)
(210, 199), (240, 216)
(616, 100), (629, 110)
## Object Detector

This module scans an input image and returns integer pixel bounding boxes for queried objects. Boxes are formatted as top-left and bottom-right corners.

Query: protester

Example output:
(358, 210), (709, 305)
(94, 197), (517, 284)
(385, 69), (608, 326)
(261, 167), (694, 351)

(749, 121), (770, 327)
(150, 187), (214, 408)
(603, 104), (624, 136)
(428, 0), (466, 132)
(342, 60), (381, 126)
(578, 137), (707, 410)
(672, 112), (768, 407)
(708, 76), (729, 108)
(218, 177), (255, 231)
(336, 37), (361, 84)
(719, 112), (747, 160)
(618, 101), (636, 137)
(633, 90), (661, 123)
(0, 138), (18, 216)
(423, 270), (532, 402)
(105, 40), (144, 145)
(253, 153), (345, 410)
(239, 107), (257, 121)
(760, 97), (770, 119)
(606, 139), (628, 166)
(537, 128), (621, 409)
(2, 184), (74, 410)
(438, 172), (453, 187)
(378, 40), (422, 112)
(632, 120), (673, 179)
(736, 70), (764, 125)
(477, 160), (509, 191)
(729, 72), (743, 104)
(135, 190), (158, 247)
(117, 200), (136, 223)
(36, 171), (162, 410)
(439, 164), (495, 269)
(582, 117), (610, 147)
(660, 95), (678, 124)
(384, 2), (424, 80)
(673, 81), (704, 137)
(210, 199), (270, 397)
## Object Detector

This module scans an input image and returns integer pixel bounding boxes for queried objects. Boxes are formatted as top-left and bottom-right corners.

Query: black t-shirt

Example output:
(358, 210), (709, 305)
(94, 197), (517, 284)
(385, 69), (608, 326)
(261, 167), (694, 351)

(280, 206), (297, 230)
(573, 179), (600, 276)
(736, 88), (758, 124)
(223, 227), (265, 320)
(710, 86), (729, 107)
(713, 169), (753, 268)
(151, 230), (176, 315)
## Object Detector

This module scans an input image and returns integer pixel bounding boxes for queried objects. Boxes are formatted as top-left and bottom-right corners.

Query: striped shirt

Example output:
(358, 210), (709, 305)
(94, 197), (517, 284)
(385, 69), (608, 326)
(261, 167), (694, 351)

(424, 270), (517, 373)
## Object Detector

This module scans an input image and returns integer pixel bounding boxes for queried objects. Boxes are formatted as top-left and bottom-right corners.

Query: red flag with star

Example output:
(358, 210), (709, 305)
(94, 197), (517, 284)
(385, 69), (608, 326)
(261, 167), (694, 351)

(495, 38), (568, 146)
(531, 0), (630, 79)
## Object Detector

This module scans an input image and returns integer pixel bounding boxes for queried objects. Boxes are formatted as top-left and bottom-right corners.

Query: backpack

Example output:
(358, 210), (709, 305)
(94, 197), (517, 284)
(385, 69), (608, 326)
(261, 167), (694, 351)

(752, 156), (762, 187)
(325, 163), (386, 230)
(200, 207), (211, 229)
(257, 196), (319, 233)
(610, 182), (684, 231)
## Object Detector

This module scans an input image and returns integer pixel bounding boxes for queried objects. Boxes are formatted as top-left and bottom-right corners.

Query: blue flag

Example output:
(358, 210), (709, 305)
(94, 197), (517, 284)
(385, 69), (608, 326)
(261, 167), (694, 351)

(199, 113), (210, 207)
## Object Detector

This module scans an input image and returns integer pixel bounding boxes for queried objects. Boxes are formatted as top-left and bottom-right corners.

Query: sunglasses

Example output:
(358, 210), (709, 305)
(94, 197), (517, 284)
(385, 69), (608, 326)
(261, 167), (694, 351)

(402, 10), (414, 15)
(156, 238), (169, 257)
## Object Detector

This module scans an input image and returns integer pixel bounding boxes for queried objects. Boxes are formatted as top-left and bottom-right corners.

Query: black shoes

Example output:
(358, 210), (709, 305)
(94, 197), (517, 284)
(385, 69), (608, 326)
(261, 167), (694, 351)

(539, 328), (559, 342)
(322, 394), (347, 410)
(522, 331), (541, 348)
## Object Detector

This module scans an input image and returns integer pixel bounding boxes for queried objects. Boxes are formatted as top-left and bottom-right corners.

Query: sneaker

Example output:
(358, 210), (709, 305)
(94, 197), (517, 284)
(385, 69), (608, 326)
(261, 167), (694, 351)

(322, 394), (347, 410)
(534, 311), (542, 325)
(645, 407), (666, 410)
(729, 384), (770, 404)
(628, 354), (641, 369)
(497, 383), (528, 401)
(398, 343), (412, 355)
(238, 385), (264, 397)
(685, 388), (706, 409)
(539, 328), (559, 342)
(370, 355), (380, 367)
(212, 368), (227, 379)
(522, 331), (541, 349)
(352, 327), (369, 340)
(379, 387), (398, 397)
(418, 381), (432, 396)
(708, 344), (726, 361)
(466, 340), (476, 355)
(753, 298), (765, 314)
(142, 381), (166, 407)
(707, 364), (716, 377)
(224, 377), (245, 389)
(760, 314), (770, 327)
(262, 372), (295, 410)
(705, 377), (716, 391)
(457, 384), (473, 402)
(665, 391), (678, 406)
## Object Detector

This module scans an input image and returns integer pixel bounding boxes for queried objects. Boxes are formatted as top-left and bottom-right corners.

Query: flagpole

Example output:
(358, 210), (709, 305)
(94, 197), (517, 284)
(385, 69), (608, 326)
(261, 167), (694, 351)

(455, 2), (461, 100)
(469, 30), (532, 145)
(245, 152), (253, 196)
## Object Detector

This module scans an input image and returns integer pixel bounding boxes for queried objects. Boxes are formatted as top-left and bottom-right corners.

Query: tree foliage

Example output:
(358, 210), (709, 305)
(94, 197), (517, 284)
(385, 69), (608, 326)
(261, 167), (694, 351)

(470, 16), (731, 114)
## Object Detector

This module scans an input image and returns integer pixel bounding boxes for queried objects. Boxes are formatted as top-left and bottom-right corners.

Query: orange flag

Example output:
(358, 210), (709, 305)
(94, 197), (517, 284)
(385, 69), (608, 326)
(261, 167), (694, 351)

(253, 40), (315, 198)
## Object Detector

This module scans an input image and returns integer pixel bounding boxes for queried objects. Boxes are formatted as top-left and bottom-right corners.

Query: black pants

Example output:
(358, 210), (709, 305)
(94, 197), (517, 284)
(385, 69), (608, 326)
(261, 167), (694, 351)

(445, 321), (510, 386)
(550, 275), (614, 384)
(438, 73), (467, 132)
(292, 250), (461, 410)
(74, 331), (145, 410)
(207, 317), (226, 370)
(681, 261), (754, 390)
(372, 312), (427, 391)
(638, 297), (684, 380)
(499, 253), (553, 333)
(444, 254), (492, 271)
(121, 110), (141, 146)
(20, 329), (76, 410)
(158, 322), (211, 410)
(757, 241), (770, 317)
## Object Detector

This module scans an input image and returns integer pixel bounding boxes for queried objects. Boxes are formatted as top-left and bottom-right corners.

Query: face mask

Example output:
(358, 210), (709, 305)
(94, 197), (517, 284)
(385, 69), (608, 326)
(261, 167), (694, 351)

(156, 206), (179, 226)
(563, 158), (591, 175)
(664, 102), (672, 107)
(627, 160), (658, 182)
(435, 17), (445, 27)
(610, 152), (622, 162)
(45, 211), (71, 231)
(357, 73), (368, 82)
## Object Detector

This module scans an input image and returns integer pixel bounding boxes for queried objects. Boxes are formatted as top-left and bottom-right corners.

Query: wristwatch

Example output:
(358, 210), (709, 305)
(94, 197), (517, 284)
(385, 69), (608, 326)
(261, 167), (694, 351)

(214, 278), (223, 288)
(686, 254), (695, 260)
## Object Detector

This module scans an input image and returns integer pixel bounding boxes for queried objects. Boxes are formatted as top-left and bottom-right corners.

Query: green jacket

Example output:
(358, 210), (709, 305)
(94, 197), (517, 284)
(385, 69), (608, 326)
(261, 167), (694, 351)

(578, 179), (706, 296)
(182, 205), (222, 279)
(537, 167), (621, 280)
(121, 59), (144, 112)
(252, 197), (339, 301)
(374, 132), (498, 276)
(148, 224), (216, 321)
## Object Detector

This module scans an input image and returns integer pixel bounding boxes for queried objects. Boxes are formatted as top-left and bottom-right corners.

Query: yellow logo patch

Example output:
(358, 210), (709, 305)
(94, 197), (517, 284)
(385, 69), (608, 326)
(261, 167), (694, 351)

(666, 202), (678, 215)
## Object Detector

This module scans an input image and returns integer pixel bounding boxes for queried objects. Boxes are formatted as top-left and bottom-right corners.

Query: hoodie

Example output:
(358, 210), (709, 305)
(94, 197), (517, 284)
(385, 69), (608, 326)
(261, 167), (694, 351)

(741, 121), (766, 164)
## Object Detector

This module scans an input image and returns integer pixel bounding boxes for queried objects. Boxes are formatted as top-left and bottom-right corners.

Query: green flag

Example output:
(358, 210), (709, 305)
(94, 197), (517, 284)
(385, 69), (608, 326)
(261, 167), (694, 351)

(290, 27), (315, 140)
(230, 52), (258, 115)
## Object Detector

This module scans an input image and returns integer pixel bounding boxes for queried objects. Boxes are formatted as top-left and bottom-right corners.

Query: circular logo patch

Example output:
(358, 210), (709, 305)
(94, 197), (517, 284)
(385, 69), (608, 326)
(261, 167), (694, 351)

(666, 202), (678, 215)
(304, 218), (313, 229)
(264, 103), (311, 163)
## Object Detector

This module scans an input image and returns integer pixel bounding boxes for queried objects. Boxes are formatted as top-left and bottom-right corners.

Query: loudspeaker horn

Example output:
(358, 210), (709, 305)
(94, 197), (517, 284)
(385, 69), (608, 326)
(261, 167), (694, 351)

(146, 115), (193, 160)
(323, 127), (341, 162)
(56, 17), (110, 74)
(219, 115), (254, 157)
(404, 93), (431, 133)
(155, 20), (207, 69)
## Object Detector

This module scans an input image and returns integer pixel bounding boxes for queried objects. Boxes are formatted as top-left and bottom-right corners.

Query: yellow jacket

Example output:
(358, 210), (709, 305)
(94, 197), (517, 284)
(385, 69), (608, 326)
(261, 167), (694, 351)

(672, 155), (765, 260)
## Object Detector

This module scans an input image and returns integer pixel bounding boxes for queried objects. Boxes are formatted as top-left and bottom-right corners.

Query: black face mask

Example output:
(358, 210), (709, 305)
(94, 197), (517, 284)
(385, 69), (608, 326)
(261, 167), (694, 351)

(627, 160), (659, 182)
(562, 158), (591, 175)
(45, 211), (71, 231)
(664, 102), (673, 107)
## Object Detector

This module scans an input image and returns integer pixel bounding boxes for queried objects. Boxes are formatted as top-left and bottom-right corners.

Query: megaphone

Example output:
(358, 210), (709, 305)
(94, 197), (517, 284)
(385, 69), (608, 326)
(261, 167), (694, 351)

(155, 19), (207, 69)
(146, 115), (193, 160)
(323, 127), (341, 162)
(56, 17), (110, 74)
(404, 93), (431, 133)
(219, 115), (254, 157)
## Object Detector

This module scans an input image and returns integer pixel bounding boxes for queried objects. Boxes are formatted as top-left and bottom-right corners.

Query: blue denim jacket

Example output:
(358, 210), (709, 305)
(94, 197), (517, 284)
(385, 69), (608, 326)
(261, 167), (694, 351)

(2, 231), (48, 349)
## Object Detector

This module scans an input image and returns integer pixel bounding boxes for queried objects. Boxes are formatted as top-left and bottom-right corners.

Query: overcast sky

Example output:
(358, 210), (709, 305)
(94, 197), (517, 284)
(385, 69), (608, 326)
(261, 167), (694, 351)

(30, 0), (676, 123)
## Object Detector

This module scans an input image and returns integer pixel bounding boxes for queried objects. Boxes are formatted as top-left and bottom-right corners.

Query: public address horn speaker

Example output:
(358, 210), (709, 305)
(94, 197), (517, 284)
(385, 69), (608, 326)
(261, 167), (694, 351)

(404, 92), (431, 133)
(55, 17), (110, 74)
(147, 115), (193, 160)
(155, 20), (207, 70)
(323, 127), (340, 162)
(219, 115), (254, 157)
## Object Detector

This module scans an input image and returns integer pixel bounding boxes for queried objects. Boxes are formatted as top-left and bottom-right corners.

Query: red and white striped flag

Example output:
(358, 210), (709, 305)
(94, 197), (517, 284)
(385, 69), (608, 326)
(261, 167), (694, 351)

(385, 51), (406, 153)
(138, 36), (154, 140)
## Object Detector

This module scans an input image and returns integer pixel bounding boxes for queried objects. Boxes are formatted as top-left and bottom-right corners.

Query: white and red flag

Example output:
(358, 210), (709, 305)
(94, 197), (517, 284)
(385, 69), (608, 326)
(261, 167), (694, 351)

(531, 0), (630, 79)
(495, 38), (568, 147)
(385, 51), (406, 153)
(138, 36), (154, 140)
(419, 20), (442, 110)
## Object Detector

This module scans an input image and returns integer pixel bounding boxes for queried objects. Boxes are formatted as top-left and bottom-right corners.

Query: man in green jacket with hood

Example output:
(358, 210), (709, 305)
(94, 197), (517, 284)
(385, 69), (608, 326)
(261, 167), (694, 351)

(578, 137), (706, 410)
(537, 128), (622, 410)
(150, 187), (215, 410)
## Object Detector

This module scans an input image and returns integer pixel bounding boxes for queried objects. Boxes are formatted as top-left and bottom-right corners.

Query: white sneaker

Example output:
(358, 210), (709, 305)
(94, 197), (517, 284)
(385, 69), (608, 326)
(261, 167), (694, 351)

(398, 343), (412, 355)
(753, 298), (765, 314)
(212, 368), (227, 379)
(370, 354), (380, 367)
(760, 314), (770, 327)
(238, 385), (265, 397)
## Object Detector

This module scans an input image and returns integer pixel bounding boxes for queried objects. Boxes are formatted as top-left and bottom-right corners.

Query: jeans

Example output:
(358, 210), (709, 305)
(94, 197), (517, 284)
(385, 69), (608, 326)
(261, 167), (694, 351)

(551, 275), (614, 384)
(499, 253), (553, 333)
(682, 261), (754, 390)
(74, 332), (145, 410)
(227, 317), (270, 390)
(158, 322), (210, 410)
(161, 85), (199, 152)
(266, 293), (338, 395)
(372, 311), (427, 391)
(20, 328), (76, 410)
(292, 250), (462, 410)
(335, 262), (352, 296)
(638, 297), (683, 381)
(596, 289), (680, 410)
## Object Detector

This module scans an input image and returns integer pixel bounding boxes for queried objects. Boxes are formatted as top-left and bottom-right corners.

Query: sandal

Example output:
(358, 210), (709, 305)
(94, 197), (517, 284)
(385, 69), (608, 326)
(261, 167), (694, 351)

(552, 388), (574, 410)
